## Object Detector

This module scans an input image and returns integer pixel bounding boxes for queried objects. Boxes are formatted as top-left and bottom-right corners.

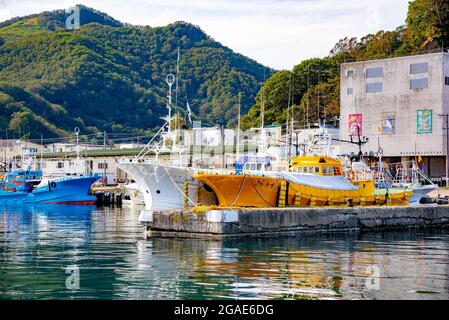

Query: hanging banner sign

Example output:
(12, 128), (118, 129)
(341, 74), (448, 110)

(349, 114), (363, 136)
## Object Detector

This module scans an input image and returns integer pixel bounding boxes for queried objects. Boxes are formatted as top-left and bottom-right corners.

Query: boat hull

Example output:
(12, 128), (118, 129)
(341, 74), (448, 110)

(194, 173), (412, 208)
(409, 184), (439, 204)
(117, 162), (215, 211)
(0, 176), (99, 204)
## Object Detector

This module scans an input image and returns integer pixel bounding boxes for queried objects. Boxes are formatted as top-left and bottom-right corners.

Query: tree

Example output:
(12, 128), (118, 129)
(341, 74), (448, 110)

(9, 111), (34, 138)
(406, 0), (449, 50)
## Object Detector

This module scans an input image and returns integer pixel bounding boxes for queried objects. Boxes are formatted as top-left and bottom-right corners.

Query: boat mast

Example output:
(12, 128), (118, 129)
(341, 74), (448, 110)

(260, 70), (266, 155)
(285, 78), (290, 157)
(236, 92), (241, 159)
(175, 47), (180, 110)
(75, 127), (80, 161)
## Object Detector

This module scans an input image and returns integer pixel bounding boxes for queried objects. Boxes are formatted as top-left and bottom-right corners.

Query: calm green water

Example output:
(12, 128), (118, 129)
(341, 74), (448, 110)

(0, 204), (449, 300)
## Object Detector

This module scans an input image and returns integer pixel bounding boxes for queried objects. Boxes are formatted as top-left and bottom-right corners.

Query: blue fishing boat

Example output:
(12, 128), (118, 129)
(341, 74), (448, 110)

(0, 168), (100, 204)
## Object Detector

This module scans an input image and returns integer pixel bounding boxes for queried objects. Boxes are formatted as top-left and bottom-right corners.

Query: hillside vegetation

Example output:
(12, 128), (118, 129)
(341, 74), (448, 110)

(241, 0), (449, 130)
(0, 5), (271, 139)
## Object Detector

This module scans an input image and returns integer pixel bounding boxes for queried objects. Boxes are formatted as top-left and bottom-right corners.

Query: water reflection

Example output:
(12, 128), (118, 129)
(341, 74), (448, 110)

(0, 204), (448, 300)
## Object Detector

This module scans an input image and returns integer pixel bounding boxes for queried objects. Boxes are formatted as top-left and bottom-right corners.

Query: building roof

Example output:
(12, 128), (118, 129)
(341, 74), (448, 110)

(341, 51), (449, 66)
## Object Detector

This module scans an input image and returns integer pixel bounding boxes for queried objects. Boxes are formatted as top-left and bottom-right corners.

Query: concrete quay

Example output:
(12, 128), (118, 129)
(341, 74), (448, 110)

(139, 205), (449, 239)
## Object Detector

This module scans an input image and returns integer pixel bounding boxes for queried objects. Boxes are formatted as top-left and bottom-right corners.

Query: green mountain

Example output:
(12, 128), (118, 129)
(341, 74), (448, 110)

(0, 5), (272, 139)
(241, 0), (449, 130)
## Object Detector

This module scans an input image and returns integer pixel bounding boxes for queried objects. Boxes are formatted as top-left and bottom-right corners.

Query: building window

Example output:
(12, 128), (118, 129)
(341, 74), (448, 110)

(445, 77), (449, 86)
(410, 78), (428, 90)
(347, 88), (353, 95)
(410, 62), (429, 74)
(98, 162), (108, 169)
(366, 82), (383, 93)
(57, 162), (64, 169)
(366, 67), (383, 78)
(347, 70), (354, 77)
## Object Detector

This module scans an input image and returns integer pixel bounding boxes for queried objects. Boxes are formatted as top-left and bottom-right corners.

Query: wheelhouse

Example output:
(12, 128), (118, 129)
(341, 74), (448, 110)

(289, 156), (343, 177)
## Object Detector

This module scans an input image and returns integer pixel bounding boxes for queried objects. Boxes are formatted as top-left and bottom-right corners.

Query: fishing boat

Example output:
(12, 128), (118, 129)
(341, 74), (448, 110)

(0, 168), (99, 204)
(372, 160), (438, 204)
(193, 155), (412, 208)
(0, 128), (100, 204)
(118, 71), (217, 211)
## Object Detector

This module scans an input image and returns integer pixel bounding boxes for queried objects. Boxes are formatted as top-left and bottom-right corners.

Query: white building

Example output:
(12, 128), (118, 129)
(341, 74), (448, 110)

(183, 127), (236, 147)
(245, 125), (283, 147)
(41, 157), (117, 184)
(340, 52), (449, 180)
(117, 143), (146, 149)
(0, 140), (47, 164)
(46, 142), (107, 153)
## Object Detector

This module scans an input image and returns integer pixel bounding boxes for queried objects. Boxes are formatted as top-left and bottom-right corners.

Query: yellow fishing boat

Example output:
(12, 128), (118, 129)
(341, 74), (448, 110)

(193, 155), (412, 208)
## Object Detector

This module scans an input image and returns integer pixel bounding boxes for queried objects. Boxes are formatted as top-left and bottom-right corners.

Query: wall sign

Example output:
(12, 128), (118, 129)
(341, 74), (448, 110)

(381, 112), (396, 134)
(349, 114), (363, 136)
(417, 109), (432, 134)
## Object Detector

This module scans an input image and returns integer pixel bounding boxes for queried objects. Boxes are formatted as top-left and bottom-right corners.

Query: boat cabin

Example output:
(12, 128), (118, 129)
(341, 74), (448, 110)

(235, 155), (272, 174)
(1, 169), (43, 192)
(289, 156), (343, 177)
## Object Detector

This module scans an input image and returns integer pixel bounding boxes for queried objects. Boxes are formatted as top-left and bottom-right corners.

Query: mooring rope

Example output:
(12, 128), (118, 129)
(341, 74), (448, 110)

(224, 174), (248, 208)
(163, 166), (198, 206)
(247, 174), (275, 207)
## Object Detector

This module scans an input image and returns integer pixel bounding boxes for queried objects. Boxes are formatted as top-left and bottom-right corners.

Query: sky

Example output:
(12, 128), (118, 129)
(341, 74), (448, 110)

(0, 0), (411, 70)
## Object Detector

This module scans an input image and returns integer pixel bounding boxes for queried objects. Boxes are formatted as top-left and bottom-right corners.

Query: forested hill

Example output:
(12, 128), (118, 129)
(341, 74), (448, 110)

(0, 5), (272, 139)
(241, 0), (449, 130)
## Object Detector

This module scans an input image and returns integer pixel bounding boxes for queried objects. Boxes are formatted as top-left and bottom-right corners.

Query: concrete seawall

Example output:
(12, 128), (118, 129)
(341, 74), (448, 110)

(140, 205), (449, 239)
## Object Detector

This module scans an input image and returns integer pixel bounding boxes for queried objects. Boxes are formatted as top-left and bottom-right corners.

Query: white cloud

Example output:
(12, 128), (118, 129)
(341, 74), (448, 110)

(0, 0), (410, 69)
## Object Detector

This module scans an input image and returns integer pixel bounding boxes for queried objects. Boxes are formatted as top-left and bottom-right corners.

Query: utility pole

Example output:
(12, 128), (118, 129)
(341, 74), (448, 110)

(221, 125), (225, 169)
(439, 114), (449, 186)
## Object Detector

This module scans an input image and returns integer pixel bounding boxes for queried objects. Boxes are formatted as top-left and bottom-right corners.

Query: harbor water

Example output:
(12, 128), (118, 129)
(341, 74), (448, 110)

(1, 204), (449, 300)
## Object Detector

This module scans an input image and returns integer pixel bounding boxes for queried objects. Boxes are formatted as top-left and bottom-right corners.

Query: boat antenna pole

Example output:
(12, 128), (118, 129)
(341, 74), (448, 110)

(175, 47), (180, 110)
(260, 69), (266, 154)
(237, 92), (241, 159)
(355, 125), (364, 159)
(329, 124), (368, 160)
(289, 74), (294, 157)
(40, 133), (43, 171)
(377, 137), (383, 187)
(74, 127), (80, 161)
(166, 74), (175, 136)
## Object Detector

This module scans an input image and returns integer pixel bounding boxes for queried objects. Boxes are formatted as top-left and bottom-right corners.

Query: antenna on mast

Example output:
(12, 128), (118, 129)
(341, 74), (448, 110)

(74, 127), (80, 161)
(165, 73), (175, 135)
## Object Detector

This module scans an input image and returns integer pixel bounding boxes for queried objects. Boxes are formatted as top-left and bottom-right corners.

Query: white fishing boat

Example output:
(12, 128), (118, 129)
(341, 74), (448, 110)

(117, 70), (217, 211)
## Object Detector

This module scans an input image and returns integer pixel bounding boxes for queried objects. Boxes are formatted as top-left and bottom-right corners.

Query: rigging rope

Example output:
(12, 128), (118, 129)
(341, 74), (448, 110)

(163, 166), (198, 206)
(247, 174), (276, 207)
(224, 174), (248, 208)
